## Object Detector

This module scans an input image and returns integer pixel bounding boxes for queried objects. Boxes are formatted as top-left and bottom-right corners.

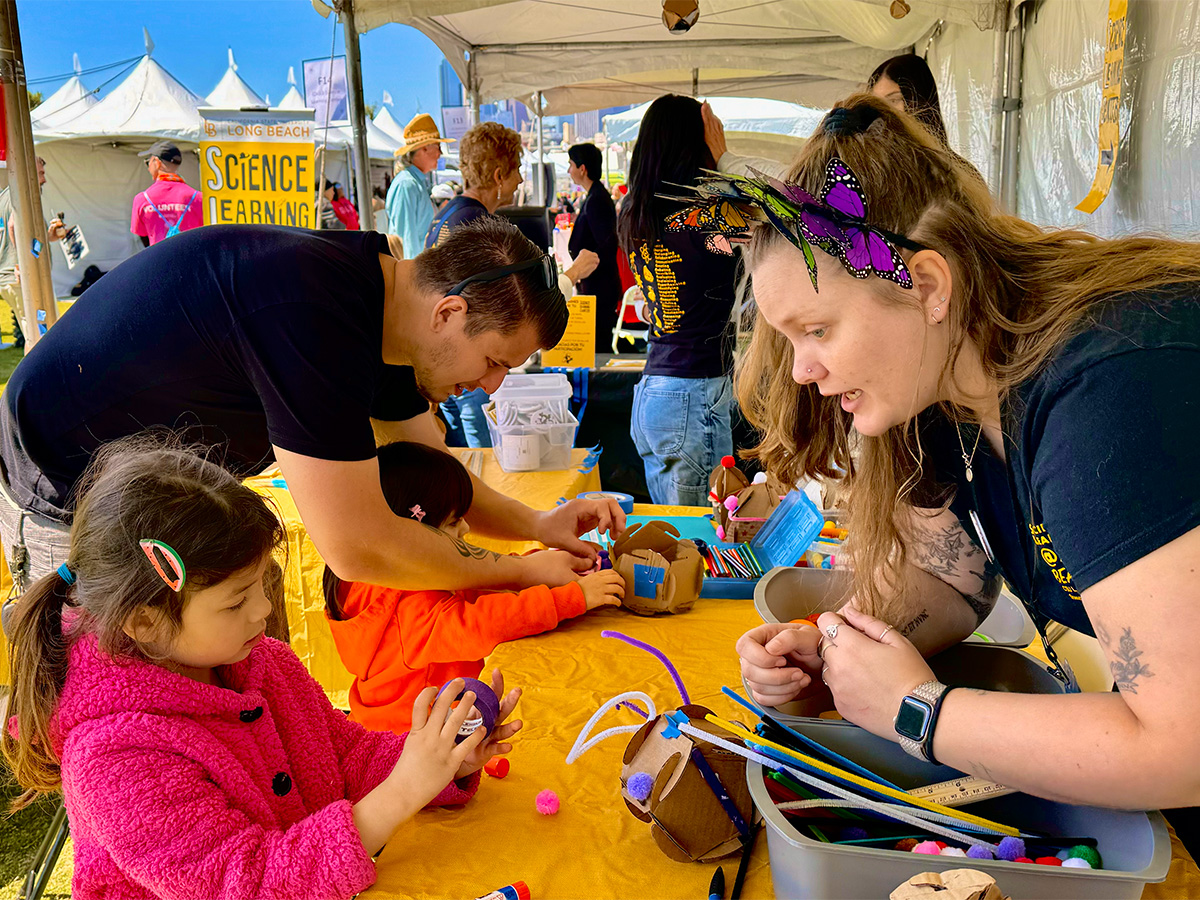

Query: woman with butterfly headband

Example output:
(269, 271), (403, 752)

(699, 94), (1200, 834)
(617, 94), (740, 507)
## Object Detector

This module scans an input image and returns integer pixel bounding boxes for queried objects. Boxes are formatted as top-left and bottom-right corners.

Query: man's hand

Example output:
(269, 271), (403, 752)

(518, 547), (594, 587)
(47, 217), (67, 242)
(535, 497), (627, 559)
(702, 101), (728, 163)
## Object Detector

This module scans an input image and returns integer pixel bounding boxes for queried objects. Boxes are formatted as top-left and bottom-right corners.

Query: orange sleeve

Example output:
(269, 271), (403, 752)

(397, 582), (587, 669)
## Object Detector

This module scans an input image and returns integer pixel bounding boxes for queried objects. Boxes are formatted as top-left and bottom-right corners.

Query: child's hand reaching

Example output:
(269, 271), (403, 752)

(580, 570), (624, 610)
(387, 680), (486, 808)
(455, 668), (523, 779)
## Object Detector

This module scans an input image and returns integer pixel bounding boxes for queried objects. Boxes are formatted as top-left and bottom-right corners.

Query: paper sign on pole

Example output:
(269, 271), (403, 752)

(199, 108), (316, 228)
(302, 56), (349, 125)
(1076, 0), (1128, 214)
(541, 294), (596, 369)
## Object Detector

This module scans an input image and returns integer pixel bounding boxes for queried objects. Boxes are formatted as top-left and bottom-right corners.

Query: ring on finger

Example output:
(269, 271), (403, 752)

(825, 623), (840, 640)
(820, 665), (829, 684)
(878, 625), (893, 641)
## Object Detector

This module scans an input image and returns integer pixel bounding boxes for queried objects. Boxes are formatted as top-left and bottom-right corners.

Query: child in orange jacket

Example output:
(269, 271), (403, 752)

(325, 441), (624, 734)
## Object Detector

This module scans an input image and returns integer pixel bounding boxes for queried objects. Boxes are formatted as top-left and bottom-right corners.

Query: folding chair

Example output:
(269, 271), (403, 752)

(611, 285), (648, 354)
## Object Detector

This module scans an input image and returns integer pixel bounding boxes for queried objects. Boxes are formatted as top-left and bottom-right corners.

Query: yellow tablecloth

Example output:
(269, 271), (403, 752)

(243, 448), (601, 698)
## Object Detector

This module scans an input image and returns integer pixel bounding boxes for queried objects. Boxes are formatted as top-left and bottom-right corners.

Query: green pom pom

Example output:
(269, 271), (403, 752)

(1066, 844), (1102, 869)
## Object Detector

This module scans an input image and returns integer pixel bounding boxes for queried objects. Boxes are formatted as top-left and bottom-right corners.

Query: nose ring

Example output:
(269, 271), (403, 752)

(806, 367), (813, 374)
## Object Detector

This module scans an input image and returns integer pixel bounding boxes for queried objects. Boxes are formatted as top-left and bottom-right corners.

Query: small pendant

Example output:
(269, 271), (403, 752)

(963, 459), (974, 482)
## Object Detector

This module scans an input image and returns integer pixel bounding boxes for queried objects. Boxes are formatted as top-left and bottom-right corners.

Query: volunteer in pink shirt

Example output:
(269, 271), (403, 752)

(130, 141), (203, 247)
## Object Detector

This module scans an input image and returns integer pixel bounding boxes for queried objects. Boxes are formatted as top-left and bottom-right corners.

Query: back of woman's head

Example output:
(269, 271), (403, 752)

(459, 121), (522, 190)
(2, 435), (283, 801)
(618, 94), (715, 250)
(867, 53), (948, 146)
(737, 92), (1200, 618)
(322, 441), (473, 619)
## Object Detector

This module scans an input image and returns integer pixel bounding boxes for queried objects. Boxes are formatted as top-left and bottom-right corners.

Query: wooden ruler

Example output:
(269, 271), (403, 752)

(908, 775), (1016, 808)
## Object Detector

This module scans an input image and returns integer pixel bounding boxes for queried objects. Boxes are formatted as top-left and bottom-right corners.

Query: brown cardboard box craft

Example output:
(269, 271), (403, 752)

(620, 704), (757, 862)
(890, 869), (1010, 900)
(708, 456), (750, 537)
(611, 521), (704, 616)
(723, 481), (782, 544)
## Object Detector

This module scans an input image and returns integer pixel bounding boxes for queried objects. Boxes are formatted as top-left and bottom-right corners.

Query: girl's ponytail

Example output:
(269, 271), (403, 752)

(2, 568), (75, 808)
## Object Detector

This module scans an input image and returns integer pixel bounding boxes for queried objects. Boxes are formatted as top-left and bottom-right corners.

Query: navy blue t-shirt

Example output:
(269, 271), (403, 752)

(425, 196), (489, 249)
(918, 285), (1200, 635)
(0, 224), (429, 519)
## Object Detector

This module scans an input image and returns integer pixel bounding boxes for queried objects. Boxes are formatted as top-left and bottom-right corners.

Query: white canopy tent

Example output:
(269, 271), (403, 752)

(320, 0), (1007, 115)
(372, 105), (407, 144)
(30, 56), (99, 133)
(33, 54), (205, 296)
(604, 96), (827, 144)
(206, 49), (266, 109)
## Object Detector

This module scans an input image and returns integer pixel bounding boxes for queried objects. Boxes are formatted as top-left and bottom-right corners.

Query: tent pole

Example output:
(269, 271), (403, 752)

(0, 0), (55, 348)
(988, 3), (1009, 197)
(691, 67), (698, 97)
(535, 90), (544, 206)
(1000, 1), (1027, 214)
(338, 0), (374, 229)
(467, 54), (480, 126)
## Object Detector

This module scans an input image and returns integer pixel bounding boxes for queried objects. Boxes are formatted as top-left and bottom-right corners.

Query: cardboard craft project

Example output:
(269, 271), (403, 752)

(611, 521), (704, 615)
(621, 704), (757, 862)
(890, 869), (1010, 900)
(708, 457), (750, 536)
(723, 481), (782, 544)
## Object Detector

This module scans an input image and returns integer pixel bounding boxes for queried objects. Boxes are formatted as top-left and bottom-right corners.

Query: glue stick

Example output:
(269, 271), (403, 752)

(474, 882), (530, 900)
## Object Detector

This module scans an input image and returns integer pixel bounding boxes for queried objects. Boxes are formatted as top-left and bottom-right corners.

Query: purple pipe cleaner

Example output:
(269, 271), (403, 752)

(602, 630), (690, 705)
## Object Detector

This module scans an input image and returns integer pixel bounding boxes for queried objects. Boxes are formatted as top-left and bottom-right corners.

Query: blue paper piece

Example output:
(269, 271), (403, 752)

(270, 478), (288, 489)
(633, 562), (666, 598)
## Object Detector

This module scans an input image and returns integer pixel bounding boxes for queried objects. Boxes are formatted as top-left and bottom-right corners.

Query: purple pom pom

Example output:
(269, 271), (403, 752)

(967, 845), (994, 860)
(841, 826), (869, 841)
(997, 836), (1026, 861)
(627, 771), (654, 802)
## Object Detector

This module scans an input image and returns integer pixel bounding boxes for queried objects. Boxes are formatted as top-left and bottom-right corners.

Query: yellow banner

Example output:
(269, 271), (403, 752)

(1076, 0), (1128, 214)
(199, 109), (316, 228)
(541, 294), (596, 369)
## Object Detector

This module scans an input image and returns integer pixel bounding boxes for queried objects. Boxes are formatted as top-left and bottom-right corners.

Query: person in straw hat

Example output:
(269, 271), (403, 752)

(385, 113), (454, 259)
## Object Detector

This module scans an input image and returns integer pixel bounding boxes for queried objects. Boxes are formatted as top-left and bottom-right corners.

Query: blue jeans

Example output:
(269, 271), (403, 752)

(440, 388), (493, 448)
(632, 374), (733, 507)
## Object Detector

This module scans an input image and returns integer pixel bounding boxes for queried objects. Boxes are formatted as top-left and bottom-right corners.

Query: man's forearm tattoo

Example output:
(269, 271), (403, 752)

(423, 523), (502, 563)
(1095, 622), (1153, 694)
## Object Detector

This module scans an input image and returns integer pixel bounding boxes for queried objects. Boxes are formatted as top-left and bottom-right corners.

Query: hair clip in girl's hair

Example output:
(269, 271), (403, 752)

(409, 504), (426, 522)
(140, 539), (186, 592)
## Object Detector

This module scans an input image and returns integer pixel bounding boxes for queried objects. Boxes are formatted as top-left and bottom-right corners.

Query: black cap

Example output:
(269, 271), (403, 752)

(138, 140), (182, 165)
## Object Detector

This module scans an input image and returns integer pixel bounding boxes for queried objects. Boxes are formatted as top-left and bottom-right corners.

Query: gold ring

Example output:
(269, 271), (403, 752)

(878, 625), (893, 641)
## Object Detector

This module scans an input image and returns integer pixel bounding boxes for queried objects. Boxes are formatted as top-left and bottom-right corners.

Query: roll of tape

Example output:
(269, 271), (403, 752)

(578, 490), (635, 515)
(439, 677), (501, 743)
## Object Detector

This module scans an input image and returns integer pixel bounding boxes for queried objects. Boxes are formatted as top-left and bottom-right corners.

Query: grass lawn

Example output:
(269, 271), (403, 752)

(0, 336), (74, 898)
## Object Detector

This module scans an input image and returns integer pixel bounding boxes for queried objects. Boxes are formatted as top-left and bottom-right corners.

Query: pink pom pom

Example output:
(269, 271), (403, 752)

(715, 526), (725, 540)
(913, 841), (941, 855)
(724, 496), (740, 512)
(535, 789), (560, 815)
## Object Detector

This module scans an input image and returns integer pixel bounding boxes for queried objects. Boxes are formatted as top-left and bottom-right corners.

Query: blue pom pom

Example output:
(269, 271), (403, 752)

(997, 836), (1026, 861)
(841, 826), (869, 841)
(627, 771), (654, 801)
(966, 845), (993, 860)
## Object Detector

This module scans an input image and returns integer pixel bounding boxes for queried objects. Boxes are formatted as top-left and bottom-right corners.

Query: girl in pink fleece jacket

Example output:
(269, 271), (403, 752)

(2, 439), (520, 900)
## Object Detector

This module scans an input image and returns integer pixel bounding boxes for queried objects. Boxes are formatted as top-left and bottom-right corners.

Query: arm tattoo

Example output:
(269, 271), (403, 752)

(900, 609), (930, 636)
(1095, 622), (1154, 694)
(911, 518), (1000, 626)
(962, 559), (1003, 626)
(422, 523), (502, 563)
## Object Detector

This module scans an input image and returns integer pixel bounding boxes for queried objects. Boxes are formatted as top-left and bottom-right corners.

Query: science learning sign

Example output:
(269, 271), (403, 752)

(199, 108), (316, 228)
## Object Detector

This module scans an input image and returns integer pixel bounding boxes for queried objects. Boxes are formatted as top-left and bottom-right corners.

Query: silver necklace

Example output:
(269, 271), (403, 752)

(955, 422), (983, 483)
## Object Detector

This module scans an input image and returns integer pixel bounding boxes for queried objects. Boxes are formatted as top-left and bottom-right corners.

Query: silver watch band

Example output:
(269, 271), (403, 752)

(897, 680), (949, 762)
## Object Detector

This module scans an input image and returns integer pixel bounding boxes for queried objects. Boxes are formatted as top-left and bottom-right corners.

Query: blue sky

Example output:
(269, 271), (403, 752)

(17, 0), (447, 121)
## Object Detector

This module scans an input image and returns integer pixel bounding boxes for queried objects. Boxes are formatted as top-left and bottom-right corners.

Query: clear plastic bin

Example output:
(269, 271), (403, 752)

(484, 372), (579, 472)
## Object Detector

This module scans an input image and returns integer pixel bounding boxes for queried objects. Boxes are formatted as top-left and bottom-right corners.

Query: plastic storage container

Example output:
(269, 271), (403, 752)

(747, 735), (1170, 900)
(484, 373), (579, 472)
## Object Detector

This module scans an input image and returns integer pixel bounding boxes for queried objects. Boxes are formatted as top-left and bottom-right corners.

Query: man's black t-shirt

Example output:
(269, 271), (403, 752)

(918, 284), (1200, 634)
(628, 233), (738, 378)
(0, 224), (429, 520)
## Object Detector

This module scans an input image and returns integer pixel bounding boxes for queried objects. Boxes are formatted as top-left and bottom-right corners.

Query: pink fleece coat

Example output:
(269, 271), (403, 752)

(52, 631), (479, 900)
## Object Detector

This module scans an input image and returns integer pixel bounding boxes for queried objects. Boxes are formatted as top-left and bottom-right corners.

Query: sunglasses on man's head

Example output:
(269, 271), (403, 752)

(444, 255), (557, 298)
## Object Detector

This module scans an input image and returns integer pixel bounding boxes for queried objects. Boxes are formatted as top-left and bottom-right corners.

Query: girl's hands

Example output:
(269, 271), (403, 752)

(580, 570), (625, 610)
(390, 679), (486, 806)
(456, 668), (523, 779)
(736, 621), (823, 707)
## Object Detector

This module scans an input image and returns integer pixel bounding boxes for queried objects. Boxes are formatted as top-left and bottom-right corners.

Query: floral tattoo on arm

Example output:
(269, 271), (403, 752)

(1095, 622), (1153, 694)
(911, 519), (1002, 625)
(422, 523), (502, 563)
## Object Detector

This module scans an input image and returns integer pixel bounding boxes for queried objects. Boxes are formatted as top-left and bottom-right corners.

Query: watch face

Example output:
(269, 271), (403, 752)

(895, 696), (933, 741)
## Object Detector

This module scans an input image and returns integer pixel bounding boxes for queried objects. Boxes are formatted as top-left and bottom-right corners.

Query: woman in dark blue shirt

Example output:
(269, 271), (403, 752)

(566, 143), (621, 352)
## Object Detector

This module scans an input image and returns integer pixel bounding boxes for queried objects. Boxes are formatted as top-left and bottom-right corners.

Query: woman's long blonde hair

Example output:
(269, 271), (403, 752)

(737, 93), (1200, 617)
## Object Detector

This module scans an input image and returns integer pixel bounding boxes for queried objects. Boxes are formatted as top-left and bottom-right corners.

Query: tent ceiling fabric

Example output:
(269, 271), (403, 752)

(330, 0), (1006, 114)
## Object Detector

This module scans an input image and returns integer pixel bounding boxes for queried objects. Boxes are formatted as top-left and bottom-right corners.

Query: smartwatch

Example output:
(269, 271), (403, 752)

(894, 680), (952, 764)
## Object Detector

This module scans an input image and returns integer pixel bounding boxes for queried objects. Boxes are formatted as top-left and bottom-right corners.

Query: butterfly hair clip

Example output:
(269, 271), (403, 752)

(660, 157), (927, 293)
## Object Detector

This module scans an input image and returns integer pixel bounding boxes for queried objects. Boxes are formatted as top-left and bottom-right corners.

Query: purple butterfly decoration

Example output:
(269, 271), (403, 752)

(802, 159), (914, 289)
